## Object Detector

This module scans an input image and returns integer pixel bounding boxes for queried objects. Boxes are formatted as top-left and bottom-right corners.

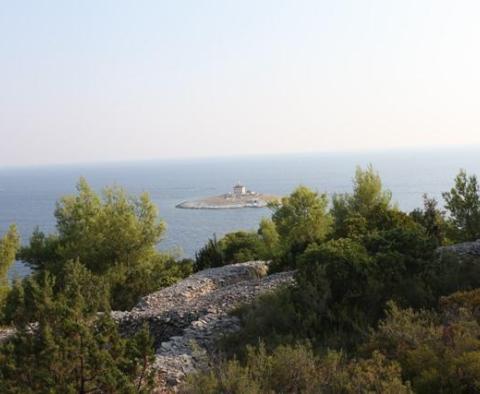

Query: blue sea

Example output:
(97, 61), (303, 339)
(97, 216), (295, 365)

(1, 147), (479, 278)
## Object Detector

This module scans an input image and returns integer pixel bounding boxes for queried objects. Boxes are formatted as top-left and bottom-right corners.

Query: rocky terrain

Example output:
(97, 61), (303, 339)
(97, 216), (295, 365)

(176, 193), (279, 209)
(112, 261), (295, 391)
(439, 239), (480, 257)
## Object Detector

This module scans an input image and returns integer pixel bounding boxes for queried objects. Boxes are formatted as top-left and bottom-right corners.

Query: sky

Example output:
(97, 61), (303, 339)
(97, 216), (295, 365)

(1, 1), (480, 167)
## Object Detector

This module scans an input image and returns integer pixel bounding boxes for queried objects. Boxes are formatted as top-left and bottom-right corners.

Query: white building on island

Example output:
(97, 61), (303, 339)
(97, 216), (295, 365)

(233, 183), (246, 196)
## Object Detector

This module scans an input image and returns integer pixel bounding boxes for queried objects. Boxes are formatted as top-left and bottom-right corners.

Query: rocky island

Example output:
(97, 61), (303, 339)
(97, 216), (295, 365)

(176, 183), (280, 209)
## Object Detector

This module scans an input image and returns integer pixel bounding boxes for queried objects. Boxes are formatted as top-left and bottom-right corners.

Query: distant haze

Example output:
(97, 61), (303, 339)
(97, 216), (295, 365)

(1, 1), (480, 167)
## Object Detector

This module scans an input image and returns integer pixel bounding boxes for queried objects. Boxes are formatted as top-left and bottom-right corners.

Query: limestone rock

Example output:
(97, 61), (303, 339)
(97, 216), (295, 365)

(112, 261), (295, 391)
(439, 239), (480, 257)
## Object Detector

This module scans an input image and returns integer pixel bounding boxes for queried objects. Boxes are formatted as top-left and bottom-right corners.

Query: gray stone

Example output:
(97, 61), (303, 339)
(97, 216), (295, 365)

(112, 261), (295, 392)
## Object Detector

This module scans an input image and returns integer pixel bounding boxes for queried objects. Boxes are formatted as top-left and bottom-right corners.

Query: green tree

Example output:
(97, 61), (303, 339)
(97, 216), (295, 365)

(0, 225), (20, 310)
(410, 194), (448, 246)
(17, 178), (187, 310)
(332, 165), (393, 239)
(47, 178), (164, 274)
(442, 169), (480, 242)
(270, 186), (331, 269)
(193, 231), (265, 272)
(296, 238), (378, 348)
(19, 178), (165, 275)
(194, 235), (225, 271)
(219, 231), (263, 264)
(0, 260), (155, 393)
(108, 253), (193, 310)
(257, 218), (280, 260)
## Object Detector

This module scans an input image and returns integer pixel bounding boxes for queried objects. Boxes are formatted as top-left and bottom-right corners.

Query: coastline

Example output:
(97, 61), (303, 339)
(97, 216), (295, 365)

(176, 193), (279, 210)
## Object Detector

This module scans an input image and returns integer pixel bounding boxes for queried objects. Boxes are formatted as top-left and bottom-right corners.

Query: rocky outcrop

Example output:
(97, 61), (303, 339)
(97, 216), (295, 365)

(439, 239), (480, 257)
(176, 193), (279, 209)
(112, 261), (295, 391)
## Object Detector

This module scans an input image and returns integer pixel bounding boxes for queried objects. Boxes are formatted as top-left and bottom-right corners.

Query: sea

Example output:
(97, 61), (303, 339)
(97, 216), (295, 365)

(1, 147), (479, 278)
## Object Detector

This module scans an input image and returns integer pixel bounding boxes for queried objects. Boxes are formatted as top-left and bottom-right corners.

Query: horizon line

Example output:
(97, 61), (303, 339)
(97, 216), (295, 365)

(1, 143), (480, 171)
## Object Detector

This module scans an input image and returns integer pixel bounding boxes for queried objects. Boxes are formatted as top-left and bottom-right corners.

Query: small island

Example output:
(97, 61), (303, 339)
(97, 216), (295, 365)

(176, 183), (280, 209)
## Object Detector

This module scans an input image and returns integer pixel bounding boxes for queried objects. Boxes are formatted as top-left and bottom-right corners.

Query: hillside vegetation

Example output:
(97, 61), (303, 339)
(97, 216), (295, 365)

(1, 167), (480, 393)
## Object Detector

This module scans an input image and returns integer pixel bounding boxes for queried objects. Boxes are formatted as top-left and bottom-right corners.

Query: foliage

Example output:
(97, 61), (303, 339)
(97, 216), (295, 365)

(410, 194), (449, 246)
(194, 235), (226, 271)
(425, 252), (480, 302)
(295, 238), (377, 348)
(269, 186), (331, 270)
(20, 178), (165, 275)
(223, 286), (300, 357)
(0, 224), (19, 298)
(0, 225), (20, 286)
(364, 297), (480, 394)
(219, 231), (264, 264)
(257, 218), (280, 260)
(224, 169), (469, 355)
(442, 169), (480, 242)
(183, 343), (411, 394)
(4, 166), (480, 392)
(107, 254), (193, 311)
(331, 164), (393, 239)
(0, 260), (155, 393)
(17, 178), (190, 310)
(194, 231), (265, 272)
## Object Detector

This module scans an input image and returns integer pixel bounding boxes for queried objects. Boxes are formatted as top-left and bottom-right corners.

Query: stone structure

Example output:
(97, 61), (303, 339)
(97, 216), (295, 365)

(233, 183), (246, 196)
(112, 261), (295, 391)
(439, 239), (480, 257)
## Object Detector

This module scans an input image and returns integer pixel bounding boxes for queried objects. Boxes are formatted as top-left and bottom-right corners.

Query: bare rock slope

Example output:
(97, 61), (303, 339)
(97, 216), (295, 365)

(112, 261), (295, 391)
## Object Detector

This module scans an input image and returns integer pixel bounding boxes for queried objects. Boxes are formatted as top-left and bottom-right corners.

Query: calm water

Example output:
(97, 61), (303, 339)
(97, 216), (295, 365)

(1, 148), (479, 278)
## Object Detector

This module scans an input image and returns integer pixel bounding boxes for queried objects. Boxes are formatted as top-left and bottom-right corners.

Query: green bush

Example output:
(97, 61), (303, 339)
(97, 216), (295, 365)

(194, 231), (265, 272)
(365, 297), (480, 394)
(183, 343), (411, 394)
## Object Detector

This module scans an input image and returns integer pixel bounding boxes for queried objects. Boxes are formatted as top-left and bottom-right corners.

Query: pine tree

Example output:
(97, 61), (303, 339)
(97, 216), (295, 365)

(0, 260), (155, 393)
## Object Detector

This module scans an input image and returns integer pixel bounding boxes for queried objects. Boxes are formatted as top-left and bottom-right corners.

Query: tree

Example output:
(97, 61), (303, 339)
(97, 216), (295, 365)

(19, 178), (165, 275)
(219, 231), (263, 264)
(0, 260), (155, 393)
(410, 194), (448, 246)
(0, 225), (20, 310)
(296, 238), (378, 348)
(442, 169), (480, 242)
(257, 218), (280, 260)
(0, 225), (20, 286)
(193, 231), (266, 272)
(270, 186), (331, 269)
(194, 235), (225, 272)
(108, 253), (193, 311)
(54, 178), (164, 274)
(16, 178), (185, 310)
(332, 165), (393, 239)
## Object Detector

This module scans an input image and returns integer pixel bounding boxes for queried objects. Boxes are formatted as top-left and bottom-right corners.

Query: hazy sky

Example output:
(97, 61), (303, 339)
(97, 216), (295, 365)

(1, 1), (480, 166)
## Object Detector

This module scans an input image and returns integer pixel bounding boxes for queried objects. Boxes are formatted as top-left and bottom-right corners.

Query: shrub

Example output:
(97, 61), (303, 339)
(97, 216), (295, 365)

(365, 297), (480, 394)
(183, 343), (411, 394)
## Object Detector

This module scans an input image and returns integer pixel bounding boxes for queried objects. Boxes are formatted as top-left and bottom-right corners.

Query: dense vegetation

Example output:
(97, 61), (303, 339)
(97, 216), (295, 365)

(1, 167), (480, 392)
(17, 178), (192, 311)
(0, 179), (192, 392)
(186, 166), (480, 393)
